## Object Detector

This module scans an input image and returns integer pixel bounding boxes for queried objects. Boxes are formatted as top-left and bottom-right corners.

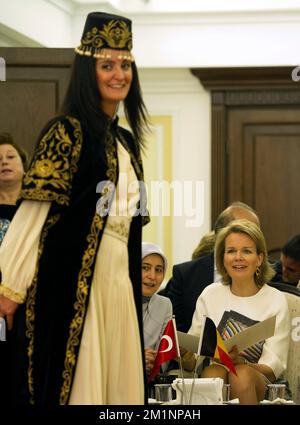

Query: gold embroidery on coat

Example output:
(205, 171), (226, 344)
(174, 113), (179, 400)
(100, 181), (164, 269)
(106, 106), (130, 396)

(22, 117), (82, 205)
(60, 214), (104, 404)
(26, 214), (60, 404)
(105, 131), (118, 183)
(60, 130), (117, 404)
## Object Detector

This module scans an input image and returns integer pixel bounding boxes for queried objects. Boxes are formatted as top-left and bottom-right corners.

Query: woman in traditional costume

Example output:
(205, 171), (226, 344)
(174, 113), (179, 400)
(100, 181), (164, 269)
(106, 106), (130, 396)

(0, 11), (149, 405)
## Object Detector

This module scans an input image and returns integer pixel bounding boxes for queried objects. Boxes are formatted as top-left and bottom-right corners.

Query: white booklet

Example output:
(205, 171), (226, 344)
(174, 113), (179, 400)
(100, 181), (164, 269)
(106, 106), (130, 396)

(177, 315), (276, 354)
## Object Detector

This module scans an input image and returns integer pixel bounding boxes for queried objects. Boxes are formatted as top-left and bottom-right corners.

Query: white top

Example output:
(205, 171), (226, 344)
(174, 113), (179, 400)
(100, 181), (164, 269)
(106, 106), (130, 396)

(188, 282), (290, 378)
(0, 200), (50, 301)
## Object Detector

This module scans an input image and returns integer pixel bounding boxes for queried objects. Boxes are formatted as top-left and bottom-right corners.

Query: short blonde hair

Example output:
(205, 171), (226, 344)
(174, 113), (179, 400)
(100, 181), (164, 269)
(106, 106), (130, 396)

(192, 231), (215, 260)
(215, 219), (275, 287)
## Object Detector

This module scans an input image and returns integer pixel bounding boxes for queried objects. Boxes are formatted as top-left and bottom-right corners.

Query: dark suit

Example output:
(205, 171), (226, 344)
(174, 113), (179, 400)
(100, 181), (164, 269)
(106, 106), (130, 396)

(161, 253), (214, 332)
(271, 260), (283, 283)
(271, 260), (299, 287)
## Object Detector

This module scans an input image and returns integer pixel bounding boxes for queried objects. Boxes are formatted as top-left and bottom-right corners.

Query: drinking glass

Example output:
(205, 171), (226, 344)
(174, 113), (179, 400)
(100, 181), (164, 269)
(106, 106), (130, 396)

(222, 383), (231, 404)
(154, 383), (173, 402)
(266, 384), (286, 401)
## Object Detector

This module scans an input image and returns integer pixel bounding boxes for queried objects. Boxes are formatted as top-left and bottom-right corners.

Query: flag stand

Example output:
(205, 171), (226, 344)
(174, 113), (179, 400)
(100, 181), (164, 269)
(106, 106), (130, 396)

(188, 356), (202, 405)
(173, 316), (189, 405)
(178, 355), (189, 405)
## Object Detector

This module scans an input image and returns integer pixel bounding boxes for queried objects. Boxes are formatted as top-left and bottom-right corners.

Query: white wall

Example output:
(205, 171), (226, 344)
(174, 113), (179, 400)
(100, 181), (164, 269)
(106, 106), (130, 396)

(1, 1), (300, 66)
(139, 69), (211, 264)
(0, 0), (72, 47)
(131, 14), (300, 67)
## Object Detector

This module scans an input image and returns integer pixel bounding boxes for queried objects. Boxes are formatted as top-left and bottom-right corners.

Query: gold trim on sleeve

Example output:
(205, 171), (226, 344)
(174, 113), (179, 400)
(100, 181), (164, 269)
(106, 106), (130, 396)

(0, 284), (26, 303)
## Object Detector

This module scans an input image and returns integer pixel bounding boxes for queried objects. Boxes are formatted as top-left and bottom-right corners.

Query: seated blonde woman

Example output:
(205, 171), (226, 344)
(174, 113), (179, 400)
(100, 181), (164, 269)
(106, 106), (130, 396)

(188, 219), (290, 405)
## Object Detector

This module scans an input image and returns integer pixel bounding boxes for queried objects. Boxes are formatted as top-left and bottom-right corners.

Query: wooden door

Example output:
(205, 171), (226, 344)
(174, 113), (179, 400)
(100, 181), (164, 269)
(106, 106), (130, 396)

(228, 108), (300, 254)
(191, 67), (300, 255)
(0, 47), (74, 160)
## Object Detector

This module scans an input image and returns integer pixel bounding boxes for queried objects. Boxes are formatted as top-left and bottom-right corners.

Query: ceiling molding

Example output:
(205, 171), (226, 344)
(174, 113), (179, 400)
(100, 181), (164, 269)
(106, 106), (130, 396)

(126, 10), (300, 25)
(0, 23), (42, 47)
(43, 1), (300, 23)
(45, 0), (75, 14)
(191, 67), (298, 90)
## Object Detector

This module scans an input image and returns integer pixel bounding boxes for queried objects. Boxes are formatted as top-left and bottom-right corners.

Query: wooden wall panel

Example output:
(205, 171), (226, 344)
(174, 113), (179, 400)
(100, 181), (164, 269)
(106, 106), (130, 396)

(192, 67), (300, 254)
(0, 47), (73, 159)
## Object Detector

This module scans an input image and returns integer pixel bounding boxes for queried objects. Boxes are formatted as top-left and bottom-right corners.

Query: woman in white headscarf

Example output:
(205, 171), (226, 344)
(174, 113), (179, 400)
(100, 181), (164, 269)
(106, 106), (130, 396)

(141, 242), (172, 376)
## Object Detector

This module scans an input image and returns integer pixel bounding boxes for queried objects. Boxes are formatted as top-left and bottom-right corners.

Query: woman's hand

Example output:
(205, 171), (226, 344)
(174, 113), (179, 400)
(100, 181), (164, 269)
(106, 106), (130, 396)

(229, 345), (239, 361)
(178, 346), (196, 371)
(179, 346), (188, 357)
(0, 295), (19, 330)
(229, 345), (247, 365)
(144, 348), (157, 374)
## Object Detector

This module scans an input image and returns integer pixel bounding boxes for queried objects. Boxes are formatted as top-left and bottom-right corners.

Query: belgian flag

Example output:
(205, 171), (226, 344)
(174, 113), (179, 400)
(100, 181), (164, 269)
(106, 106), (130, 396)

(198, 316), (237, 376)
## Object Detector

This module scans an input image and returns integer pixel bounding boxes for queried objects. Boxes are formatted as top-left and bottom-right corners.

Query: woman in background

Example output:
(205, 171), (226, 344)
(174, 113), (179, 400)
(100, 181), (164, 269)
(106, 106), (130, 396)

(0, 133), (27, 404)
(189, 219), (290, 404)
(0, 133), (27, 245)
(142, 242), (172, 376)
(191, 230), (215, 260)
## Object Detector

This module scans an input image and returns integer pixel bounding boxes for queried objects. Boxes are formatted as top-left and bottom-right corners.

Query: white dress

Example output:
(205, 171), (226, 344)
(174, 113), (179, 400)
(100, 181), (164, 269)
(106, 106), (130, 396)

(0, 142), (144, 405)
(69, 142), (144, 404)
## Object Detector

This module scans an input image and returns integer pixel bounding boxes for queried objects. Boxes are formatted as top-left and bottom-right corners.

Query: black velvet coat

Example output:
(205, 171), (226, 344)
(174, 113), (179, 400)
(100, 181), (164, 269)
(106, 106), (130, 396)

(9, 115), (148, 405)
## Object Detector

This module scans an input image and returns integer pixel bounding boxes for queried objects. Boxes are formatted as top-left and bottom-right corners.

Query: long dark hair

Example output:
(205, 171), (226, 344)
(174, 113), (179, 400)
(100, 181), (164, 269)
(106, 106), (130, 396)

(61, 55), (149, 149)
(124, 61), (149, 147)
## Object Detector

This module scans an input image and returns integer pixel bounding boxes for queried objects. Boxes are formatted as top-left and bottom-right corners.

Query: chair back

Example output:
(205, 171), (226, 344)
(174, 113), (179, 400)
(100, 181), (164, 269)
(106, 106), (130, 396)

(268, 282), (300, 404)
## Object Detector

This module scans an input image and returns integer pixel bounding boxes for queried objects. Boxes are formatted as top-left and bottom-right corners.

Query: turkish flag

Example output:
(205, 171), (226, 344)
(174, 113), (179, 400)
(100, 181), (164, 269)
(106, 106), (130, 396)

(149, 319), (180, 381)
